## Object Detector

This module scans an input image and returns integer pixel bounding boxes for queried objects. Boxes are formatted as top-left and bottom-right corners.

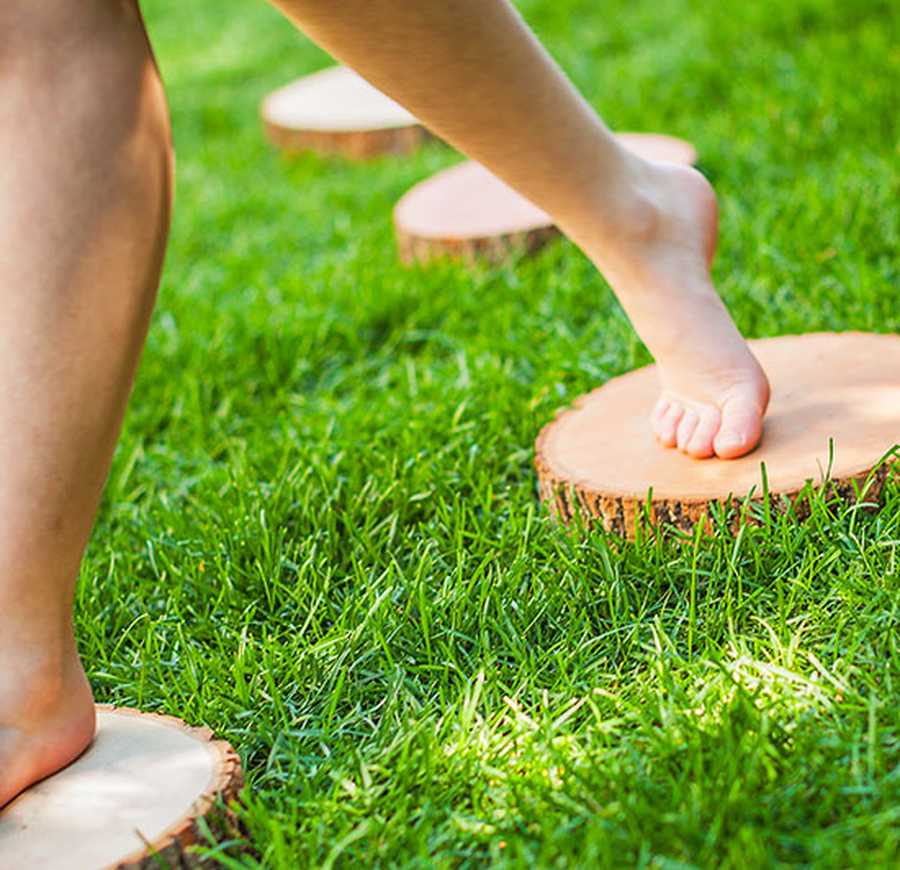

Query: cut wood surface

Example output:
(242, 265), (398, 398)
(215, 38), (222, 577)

(261, 66), (427, 160)
(394, 133), (698, 265)
(535, 333), (900, 538)
(0, 706), (243, 870)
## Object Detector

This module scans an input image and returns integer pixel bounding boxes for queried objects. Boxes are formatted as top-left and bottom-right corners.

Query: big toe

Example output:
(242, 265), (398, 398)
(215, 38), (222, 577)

(713, 392), (765, 459)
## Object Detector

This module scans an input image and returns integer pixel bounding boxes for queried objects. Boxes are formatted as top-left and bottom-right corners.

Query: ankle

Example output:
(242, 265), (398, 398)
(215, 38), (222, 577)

(0, 637), (87, 722)
(564, 150), (665, 253)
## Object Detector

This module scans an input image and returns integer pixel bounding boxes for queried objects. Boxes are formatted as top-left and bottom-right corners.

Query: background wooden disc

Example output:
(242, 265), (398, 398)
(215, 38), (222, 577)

(535, 332), (900, 537)
(261, 65), (427, 160)
(0, 706), (242, 869)
(393, 132), (698, 265)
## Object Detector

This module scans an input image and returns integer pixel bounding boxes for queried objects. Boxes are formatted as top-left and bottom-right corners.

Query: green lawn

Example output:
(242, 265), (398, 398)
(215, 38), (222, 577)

(79, 0), (900, 865)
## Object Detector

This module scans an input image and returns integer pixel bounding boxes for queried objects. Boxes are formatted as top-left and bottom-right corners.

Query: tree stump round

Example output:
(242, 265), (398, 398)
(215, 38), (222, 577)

(535, 332), (899, 538)
(393, 133), (698, 265)
(0, 706), (243, 869)
(261, 65), (427, 160)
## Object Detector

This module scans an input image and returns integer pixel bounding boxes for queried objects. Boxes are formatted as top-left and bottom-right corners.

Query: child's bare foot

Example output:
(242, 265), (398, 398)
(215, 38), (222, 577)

(0, 647), (96, 809)
(586, 158), (770, 459)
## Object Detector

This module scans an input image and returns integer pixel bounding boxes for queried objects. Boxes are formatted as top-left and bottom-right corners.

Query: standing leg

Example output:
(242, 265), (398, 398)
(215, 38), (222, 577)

(0, 0), (172, 808)
(269, 0), (769, 459)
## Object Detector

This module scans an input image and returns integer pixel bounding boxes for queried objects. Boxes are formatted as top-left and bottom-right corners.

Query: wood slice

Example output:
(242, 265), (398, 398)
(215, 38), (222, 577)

(535, 332), (900, 538)
(393, 132), (698, 265)
(261, 65), (427, 160)
(0, 706), (243, 869)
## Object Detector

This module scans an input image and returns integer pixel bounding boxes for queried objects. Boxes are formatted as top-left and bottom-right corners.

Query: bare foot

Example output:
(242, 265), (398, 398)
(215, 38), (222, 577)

(0, 650), (96, 809)
(586, 158), (770, 459)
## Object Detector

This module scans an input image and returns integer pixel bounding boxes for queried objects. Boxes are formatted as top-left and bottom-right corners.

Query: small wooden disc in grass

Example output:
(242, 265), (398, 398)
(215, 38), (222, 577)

(0, 706), (243, 870)
(535, 333), (900, 538)
(393, 132), (698, 265)
(261, 65), (427, 160)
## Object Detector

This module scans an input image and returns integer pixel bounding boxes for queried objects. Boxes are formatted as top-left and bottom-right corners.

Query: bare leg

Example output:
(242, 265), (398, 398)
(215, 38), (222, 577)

(0, 1), (172, 808)
(270, 0), (769, 459)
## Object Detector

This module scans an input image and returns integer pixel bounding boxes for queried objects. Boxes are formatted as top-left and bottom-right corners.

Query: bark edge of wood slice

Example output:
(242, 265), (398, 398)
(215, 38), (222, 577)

(393, 133), (698, 266)
(535, 332), (900, 539)
(261, 65), (428, 160)
(0, 705), (244, 870)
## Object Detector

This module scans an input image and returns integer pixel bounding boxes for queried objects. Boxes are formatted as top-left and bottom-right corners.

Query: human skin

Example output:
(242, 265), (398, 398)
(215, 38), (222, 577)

(0, 0), (173, 808)
(271, 0), (770, 460)
(0, 0), (768, 808)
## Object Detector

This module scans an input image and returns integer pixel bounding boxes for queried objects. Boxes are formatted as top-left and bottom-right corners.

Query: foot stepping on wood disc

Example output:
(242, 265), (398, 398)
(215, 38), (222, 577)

(393, 133), (698, 265)
(0, 706), (243, 870)
(261, 65), (427, 160)
(535, 332), (900, 538)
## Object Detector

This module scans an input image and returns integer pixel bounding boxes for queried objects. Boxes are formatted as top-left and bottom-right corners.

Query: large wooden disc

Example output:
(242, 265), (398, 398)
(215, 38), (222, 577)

(535, 333), (900, 537)
(0, 706), (243, 869)
(393, 133), (698, 265)
(261, 65), (427, 160)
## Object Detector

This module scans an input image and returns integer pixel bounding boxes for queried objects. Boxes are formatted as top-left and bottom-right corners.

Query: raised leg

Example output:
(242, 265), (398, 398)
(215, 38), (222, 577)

(270, 0), (769, 459)
(0, 0), (173, 808)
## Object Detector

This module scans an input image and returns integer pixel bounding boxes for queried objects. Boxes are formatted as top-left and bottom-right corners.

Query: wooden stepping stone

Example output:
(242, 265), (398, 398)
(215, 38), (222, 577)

(535, 332), (900, 538)
(0, 706), (243, 869)
(393, 133), (698, 265)
(261, 65), (427, 160)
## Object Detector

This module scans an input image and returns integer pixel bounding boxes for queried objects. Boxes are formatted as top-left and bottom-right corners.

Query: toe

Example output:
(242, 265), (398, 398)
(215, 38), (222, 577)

(714, 394), (764, 459)
(651, 397), (671, 429)
(686, 406), (721, 459)
(675, 409), (700, 452)
(654, 401), (685, 447)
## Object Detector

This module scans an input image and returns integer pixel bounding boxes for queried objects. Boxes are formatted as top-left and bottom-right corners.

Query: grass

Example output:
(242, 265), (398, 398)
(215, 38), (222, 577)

(74, 0), (900, 865)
